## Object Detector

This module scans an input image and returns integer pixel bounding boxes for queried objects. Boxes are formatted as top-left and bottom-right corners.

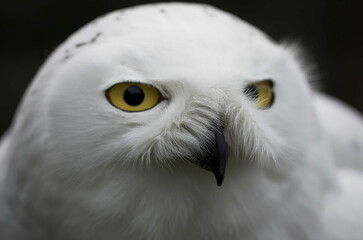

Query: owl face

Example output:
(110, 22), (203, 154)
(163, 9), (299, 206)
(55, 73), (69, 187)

(31, 3), (316, 186)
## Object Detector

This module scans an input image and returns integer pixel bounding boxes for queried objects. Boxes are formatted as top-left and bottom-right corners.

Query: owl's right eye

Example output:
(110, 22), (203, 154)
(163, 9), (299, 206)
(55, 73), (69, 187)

(106, 82), (162, 112)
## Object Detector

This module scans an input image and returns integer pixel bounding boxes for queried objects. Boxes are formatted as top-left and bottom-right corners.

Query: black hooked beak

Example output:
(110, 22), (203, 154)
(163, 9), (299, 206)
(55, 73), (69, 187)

(197, 125), (228, 186)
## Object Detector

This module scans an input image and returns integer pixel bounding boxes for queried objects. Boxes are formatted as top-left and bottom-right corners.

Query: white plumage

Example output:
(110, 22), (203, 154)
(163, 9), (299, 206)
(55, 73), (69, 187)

(0, 3), (362, 240)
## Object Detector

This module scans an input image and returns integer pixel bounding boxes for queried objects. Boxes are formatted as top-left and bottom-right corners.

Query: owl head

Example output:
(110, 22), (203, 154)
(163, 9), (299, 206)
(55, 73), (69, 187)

(12, 3), (318, 189)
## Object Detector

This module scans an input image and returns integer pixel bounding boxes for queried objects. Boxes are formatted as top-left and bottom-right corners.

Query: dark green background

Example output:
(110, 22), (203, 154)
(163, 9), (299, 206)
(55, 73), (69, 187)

(1, 0), (362, 135)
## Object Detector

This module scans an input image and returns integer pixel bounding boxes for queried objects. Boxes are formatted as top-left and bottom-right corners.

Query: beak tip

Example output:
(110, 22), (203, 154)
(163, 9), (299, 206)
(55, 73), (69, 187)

(214, 173), (224, 187)
(194, 124), (228, 187)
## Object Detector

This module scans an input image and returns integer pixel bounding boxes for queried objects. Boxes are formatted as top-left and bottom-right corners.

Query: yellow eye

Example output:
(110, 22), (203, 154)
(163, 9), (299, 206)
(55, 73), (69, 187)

(106, 82), (162, 112)
(244, 80), (274, 109)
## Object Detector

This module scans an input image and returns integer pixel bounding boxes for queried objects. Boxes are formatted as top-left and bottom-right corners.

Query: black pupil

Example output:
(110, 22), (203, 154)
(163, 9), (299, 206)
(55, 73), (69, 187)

(123, 86), (145, 106)
(244, 84), (258, 101)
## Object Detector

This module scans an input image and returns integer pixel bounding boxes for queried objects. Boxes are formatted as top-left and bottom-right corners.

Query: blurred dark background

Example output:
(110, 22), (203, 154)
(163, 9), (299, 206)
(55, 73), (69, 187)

(0, 0), (362, 135)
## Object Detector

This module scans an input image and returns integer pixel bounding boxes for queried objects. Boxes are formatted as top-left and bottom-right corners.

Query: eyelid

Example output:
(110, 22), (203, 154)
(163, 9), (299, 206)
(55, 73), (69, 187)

(115, 81), (169, 100)
(248, 79), (274, 87)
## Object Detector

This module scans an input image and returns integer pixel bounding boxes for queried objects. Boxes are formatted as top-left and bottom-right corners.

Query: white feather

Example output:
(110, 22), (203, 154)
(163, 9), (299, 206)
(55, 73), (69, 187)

(0, 2), (362, 240)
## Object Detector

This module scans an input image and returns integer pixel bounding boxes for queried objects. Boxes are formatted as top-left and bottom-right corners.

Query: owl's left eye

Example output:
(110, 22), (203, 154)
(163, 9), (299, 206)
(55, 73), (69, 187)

(106, 82), (162, 112)
(244, 80), (275, 109)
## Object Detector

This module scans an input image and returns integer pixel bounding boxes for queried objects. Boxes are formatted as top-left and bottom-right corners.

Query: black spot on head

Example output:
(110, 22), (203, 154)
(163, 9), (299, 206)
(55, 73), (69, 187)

(74, 32), (102, 48)
(90, 32), (102, 43)
(159, 9), (166, 13)
(75, 42), (87, 48)
(62, 54), (72, 62)
(62, 49), (72, 62)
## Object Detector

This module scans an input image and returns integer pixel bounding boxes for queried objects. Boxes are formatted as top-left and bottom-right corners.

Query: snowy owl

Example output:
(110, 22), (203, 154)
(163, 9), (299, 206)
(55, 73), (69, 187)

(1, 2), (363, 240)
